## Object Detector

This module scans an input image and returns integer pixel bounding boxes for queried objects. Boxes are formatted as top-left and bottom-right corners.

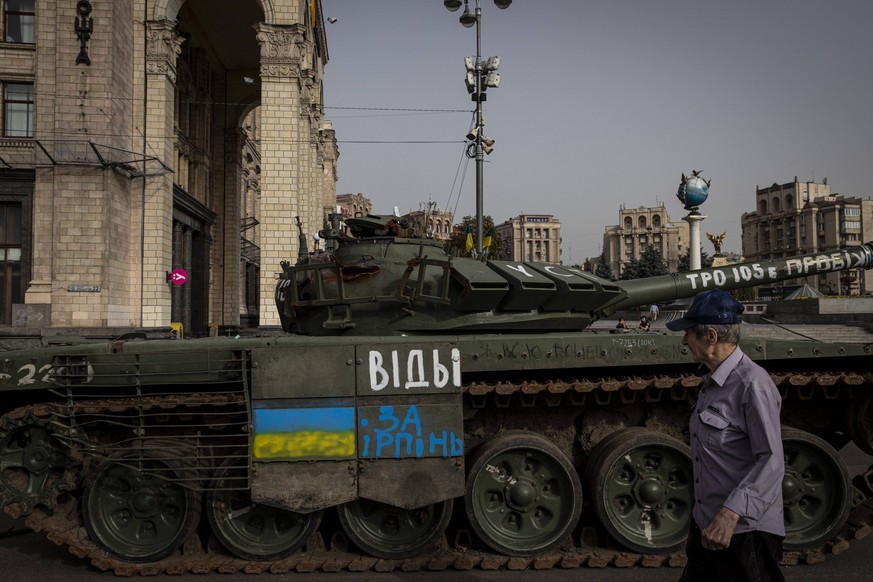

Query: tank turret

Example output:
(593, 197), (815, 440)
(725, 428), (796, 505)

(277, 214), (873, 335)
(3, 212), (873, 573)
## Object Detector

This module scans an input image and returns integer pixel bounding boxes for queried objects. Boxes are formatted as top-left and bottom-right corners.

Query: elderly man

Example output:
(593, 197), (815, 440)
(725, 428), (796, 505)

(666, 289), (785, 582)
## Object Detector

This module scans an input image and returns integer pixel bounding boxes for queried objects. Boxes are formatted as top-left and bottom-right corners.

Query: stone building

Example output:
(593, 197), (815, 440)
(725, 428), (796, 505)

(0, 0), (337, 336)
(336, 193), (372, 219)
(403, 204), (454, 241)
(602, 205), (689, 276)
(495, 214), (561, 264)
(741, 178), (872, 296)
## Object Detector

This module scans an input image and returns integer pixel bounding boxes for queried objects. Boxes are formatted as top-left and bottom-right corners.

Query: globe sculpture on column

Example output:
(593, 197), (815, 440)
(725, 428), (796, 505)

(676, 170), (711, 211)
(676, 170), (711, 270)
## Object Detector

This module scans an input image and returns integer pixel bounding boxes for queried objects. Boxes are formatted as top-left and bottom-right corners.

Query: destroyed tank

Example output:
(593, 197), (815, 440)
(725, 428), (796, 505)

(1, 213), (872, 574)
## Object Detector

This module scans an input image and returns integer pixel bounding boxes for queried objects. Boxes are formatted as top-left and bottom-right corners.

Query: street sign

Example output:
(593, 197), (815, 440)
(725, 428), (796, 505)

(170, 268), (188, 286)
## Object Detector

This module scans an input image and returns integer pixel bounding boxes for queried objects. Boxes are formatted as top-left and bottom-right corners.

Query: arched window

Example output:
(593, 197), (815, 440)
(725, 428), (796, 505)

(652, 214), (661, 228)
(638, 216), (647, 229)
(759, 200), (768, 214)
(772, 197), (781, 212)
(624, 217), (633, 230)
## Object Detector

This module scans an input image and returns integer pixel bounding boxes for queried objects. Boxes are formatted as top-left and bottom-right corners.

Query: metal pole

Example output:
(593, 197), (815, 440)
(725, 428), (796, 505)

(474, 0), (484, 255)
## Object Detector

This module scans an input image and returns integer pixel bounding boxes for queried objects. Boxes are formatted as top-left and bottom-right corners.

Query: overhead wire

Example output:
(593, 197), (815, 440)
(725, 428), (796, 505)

(6, 86), (480, 223)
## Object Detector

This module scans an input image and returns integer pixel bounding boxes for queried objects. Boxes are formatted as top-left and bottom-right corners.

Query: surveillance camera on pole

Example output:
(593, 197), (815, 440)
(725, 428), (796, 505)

(442, 0), (513, 256)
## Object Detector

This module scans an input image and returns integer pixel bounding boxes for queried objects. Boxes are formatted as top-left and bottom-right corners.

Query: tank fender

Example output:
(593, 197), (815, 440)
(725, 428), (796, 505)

(252, 461), (357, 514)
(249, 341), (466, 512)
(354, 342), (466, 509)
(358, 458), (464, 509)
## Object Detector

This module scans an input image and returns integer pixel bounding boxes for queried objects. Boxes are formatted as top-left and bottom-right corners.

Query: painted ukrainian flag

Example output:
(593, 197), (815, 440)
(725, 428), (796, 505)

(253, 407), (356, 460)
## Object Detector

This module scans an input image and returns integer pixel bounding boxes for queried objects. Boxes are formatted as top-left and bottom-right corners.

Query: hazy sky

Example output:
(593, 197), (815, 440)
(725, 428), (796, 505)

(320, 1), (873, 264)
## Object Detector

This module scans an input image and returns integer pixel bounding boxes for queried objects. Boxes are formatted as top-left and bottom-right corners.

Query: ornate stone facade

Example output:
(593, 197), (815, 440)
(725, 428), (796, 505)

(0, 0), (336, 334)
(145, 20), (184, 83)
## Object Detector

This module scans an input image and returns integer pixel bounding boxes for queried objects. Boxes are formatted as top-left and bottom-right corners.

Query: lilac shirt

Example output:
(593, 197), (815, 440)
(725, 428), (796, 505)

(689, 346), (785, 536)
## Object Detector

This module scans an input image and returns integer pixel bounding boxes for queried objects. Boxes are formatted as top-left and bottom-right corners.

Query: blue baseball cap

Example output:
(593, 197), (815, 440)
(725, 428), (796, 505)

(666, 289), (745, 331)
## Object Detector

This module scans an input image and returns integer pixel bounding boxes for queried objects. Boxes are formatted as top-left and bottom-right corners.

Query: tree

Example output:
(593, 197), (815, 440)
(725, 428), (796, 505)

(621, 245), (668, 280)
(734, 286), (757, 302)
(445, 215), (505, 259)
(678, 248), (713, 272)
(593, 252), (614, 280)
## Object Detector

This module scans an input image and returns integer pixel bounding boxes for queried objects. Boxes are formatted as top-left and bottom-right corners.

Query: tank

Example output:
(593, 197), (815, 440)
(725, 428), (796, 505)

(1, 214), (872, 574)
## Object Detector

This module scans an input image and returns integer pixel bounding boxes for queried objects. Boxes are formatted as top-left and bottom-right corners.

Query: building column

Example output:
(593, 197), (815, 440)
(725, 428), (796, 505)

(219, 128), (245, 325)
(255, 23), (310, 327)
(141, 19), (183, 327)
(299, 72), (318, 242)
(684, 210), (707, 270)
(318, 121), (338, 217)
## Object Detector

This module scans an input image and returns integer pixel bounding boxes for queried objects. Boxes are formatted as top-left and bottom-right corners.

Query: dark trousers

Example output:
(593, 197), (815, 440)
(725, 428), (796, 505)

(679, 521), (785, 582)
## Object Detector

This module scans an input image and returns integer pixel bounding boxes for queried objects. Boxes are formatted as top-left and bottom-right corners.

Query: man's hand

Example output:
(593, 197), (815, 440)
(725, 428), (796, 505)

(701, 507), (740, 550)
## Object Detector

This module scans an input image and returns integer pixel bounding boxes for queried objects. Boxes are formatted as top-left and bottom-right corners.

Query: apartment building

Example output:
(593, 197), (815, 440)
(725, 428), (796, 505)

(0, 0), (336, 336)
(495, 214), (561, 264)
(336, 193), (373, 219)
(741, 178), (872, 296)
(602, 205), (689, 276)
(403, 205), (454, 241)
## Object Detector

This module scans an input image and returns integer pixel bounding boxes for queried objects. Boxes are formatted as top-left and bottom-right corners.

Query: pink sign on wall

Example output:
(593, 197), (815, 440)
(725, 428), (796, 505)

(170, 268), (188, 286)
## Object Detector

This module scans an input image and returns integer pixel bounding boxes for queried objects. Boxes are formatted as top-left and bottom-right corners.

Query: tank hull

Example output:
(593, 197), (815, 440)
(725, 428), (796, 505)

(1, 328), (871, 572)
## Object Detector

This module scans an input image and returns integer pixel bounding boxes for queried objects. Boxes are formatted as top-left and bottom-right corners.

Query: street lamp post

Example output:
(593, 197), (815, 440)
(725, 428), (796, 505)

(443, 0), (511, 256)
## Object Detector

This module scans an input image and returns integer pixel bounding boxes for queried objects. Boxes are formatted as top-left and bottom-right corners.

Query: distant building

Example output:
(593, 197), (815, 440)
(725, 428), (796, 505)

(741, 178), (872, 296)
(402, 206), (454, 241)
(336, 193), (373, 218)
(495, 215), (561, 263)
(602, 205), (689, 276)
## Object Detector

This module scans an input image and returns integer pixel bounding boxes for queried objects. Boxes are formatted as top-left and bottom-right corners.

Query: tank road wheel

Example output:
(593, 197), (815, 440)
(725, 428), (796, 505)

(206, 455), (322, 560)
(465, 431), (582, 556)
(82, 448), (202, 562)
(337, 498), (453, 559)
(781, 427), (853, 550)
(846, 395), (873, 456)
(0, 412), (76, 514)
(586, 428), (693, 553)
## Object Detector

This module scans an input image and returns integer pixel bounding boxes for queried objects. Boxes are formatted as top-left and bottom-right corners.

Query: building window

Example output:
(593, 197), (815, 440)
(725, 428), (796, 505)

(4, 0), (34, 43)
(0, 202), (22, 324)
(3, 82), (33, 137)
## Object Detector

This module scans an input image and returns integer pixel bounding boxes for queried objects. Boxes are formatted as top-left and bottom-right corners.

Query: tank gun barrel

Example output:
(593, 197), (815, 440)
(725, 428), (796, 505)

(613, 242), (873, 311)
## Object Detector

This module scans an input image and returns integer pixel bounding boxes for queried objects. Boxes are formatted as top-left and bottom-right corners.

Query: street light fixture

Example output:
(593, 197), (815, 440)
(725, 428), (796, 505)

(442, 0), (512, 256)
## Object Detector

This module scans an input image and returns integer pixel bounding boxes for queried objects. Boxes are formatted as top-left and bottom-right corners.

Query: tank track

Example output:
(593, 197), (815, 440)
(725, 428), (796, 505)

(3, 370), (873, 575)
